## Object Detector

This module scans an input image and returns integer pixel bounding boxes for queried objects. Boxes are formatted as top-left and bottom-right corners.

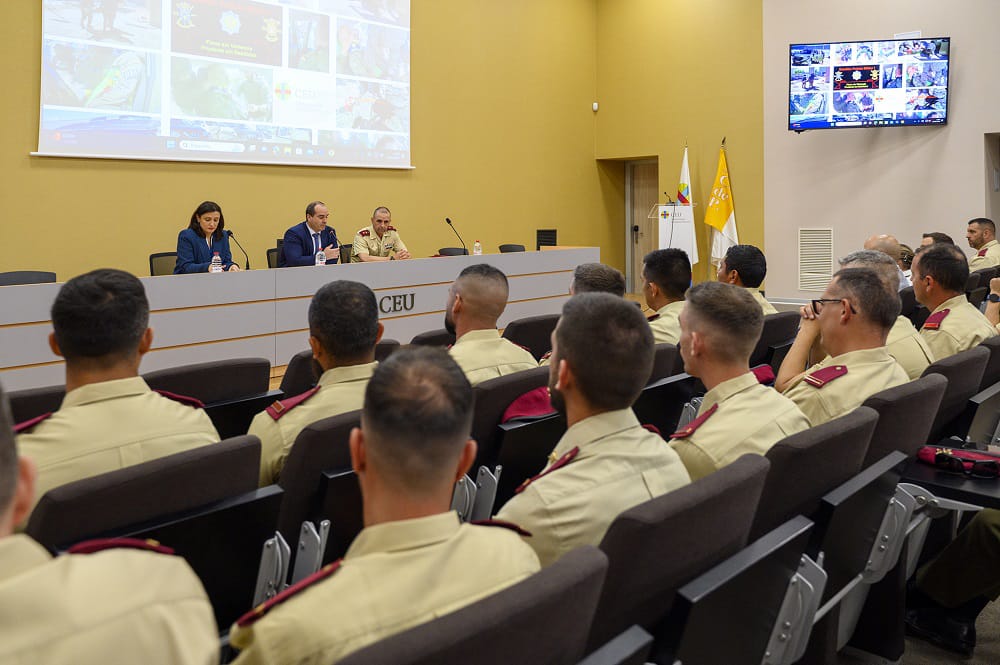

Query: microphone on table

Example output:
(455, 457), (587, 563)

(445, 217), (469, 255)
(226, 230), (251, 270)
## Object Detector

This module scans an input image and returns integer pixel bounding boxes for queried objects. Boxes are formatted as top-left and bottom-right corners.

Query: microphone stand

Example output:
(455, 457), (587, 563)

(445, 218), (469, 255)
(227, 230), (251, 270)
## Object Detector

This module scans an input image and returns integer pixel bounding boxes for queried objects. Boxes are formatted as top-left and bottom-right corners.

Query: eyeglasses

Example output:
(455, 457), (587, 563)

(934, 451), (1000, 479)
(810, 298), (858, 316)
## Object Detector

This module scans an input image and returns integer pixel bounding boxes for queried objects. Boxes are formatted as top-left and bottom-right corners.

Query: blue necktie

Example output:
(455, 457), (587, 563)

(313, 233), (320, 253)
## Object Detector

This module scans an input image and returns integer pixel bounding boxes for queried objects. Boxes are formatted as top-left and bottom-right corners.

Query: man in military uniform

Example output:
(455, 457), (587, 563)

(570, 262), (626, 297)
(716, 244), (779, 315)
(445, 264), (538, 385)
(966, 217), (1000, 270)
(351, 206), (411, 261)
(641, 248), (690, 344)
(496, 293), (690, 566)
(0, 382), (219, 664)
(229, 348), (540, 664)
(16, 269), (219, 514)
(912, 243), (997, 359)
(840, 250), (934, 379)
(669, 283), (810, 480)
(777, 268), (909, 426)
(249, 281), (382, 485)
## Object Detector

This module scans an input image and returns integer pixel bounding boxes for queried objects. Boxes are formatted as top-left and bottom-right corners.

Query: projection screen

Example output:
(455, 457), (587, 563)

(37, 0), (411, 168)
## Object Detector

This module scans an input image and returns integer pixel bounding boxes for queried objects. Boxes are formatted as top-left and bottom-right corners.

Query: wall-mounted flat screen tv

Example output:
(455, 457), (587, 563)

(788, 37), (950, 131)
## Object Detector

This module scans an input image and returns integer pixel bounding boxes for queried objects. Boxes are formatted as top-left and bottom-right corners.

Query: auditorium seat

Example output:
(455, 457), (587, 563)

(0, 270), (56, 286)
(279, 342), (399, 397)
(501, 313), (559, 360)
(631, 372), (704, 436)
(978, 335), (1000, 392)
(577, 626), (654, 665)
(409, 328), (456, 347)
(499, 244), (526, 253)
(920, 345), (988, 441)
(587, 454), (770, 653)
(494, 414), (567, 509)
(748, 311), (800, 370)
(266, 247), (279, 269)
(859, 374), (947, 469)
(438, 247), (469, 256)
(143, 357), (271, 405)
(898, 286), (916, 320)
(338, 546), (609, 665)
(748, 406), (877, 541)
(648, 343), (679, 383)
(470, 366), (551, 469)
(8, 383), (64, 424)
(148, 252), (177, 276)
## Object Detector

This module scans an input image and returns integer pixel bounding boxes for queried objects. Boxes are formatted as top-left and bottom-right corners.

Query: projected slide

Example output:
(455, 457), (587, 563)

(788, 37), (949, 131)
(38, 0), (411, 168)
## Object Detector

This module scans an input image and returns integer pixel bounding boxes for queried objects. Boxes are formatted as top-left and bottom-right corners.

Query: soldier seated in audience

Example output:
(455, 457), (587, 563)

(0, 382), (219, 663)
(716, 244), (778, 314)
(912, 243), (997, 359)
(249, 280), (382, 486)
(446, 264), (538, 385)
(229, 347), (540, 664)
(15, 269), (219, 515)
(967, 217), (1000, 270)
(641, 248), (690, 344)
(920, 231), (954, 247)
(496, 293), (690, 566)
(669, 283), (809, 480)
(777, 268), (908, 426)
(864, 234), (911, 289)
(570, 262), (626, 297)
(840, 250), (934, 379)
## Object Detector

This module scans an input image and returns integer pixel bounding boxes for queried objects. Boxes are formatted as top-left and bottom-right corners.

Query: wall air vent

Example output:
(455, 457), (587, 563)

(798, 228), (834, 292)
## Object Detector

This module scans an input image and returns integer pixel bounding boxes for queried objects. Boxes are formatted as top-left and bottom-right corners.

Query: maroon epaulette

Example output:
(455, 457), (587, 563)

(922, 309), (950, 331)
(647, 313), (660, 322)
(154, 389), (205, 409)
(387, 225), (396, 232)
(235, 559), (342, 628)
(515, 446), (580, 494)
(642, 423), (662, 436)
(470, 519), (533, 537)
(979, 248), (989, 257)
(265, 386), (321, 420)
(540, 350), (552, 361)
(359, 229), (370, 237)
(803, 364), (848, 388)
(14, 412), (52, 434)
(502, 387), (555, 422)
(68, 537), (174, 555)
(670, 403), (719, 439)
(512, 342), (533, 354)
(751, 365), (776, 385)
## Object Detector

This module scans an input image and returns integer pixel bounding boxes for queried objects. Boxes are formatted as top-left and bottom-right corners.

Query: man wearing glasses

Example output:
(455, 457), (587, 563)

(776, 268), (908, 426)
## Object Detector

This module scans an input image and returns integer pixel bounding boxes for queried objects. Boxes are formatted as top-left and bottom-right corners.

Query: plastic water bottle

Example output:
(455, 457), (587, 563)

(209, 252), (223, 273)
(315, 250), (326, 266)
(473, 240), (482, 256)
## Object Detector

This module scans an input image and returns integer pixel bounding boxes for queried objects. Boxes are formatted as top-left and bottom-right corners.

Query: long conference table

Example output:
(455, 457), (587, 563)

(0, 247), (600, 392)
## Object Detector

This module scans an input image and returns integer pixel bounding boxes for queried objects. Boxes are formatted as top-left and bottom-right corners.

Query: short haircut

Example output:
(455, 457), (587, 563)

(556, 293), (653, 410)
(685, 282), (763, 362)
(839, 249), (900, 292)
(455, 263), (509, 321)
(0, 383), (17, 514)
(372, 206), (390, 217)
(305, 201), (326, 217)
(572, 263), (626, 297)
(921, 232), (954, 245)
(361, 347), (473, 492)
(308, 281), (379, 360)
(723, 245), (768, 288)
(187, 200), (225, 241)
(642, 248), (691, 300)
(831, 267), (901, 332)
(914, 243), (969, 293)
(52, 269), (149, 363)
(969, 218), (996, 235)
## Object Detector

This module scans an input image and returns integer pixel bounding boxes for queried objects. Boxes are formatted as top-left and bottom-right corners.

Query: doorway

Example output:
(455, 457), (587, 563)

(625, 160), (660, 293)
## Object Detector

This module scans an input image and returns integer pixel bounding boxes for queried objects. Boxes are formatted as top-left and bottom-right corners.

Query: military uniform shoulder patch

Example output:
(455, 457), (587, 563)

(922, 309), (951, 331)
(539, 350), (552, 361)
(236, 559), (343, 628)
(155, 389), (205, 409)
(515, 446), (580, 494)
(979, 248), (989, 257)
(751, 365), (776, 385)
(647, 313), (660, 322)
(803, 364), (848, 388)
(670, 403), (719, 439)
(14, 412), (52, 434)
(387, 225), (396, 232)
(266, 386), (321, 420)
(358, 229), (371, 237)
(470, 519), (533, 537)
(68, 537), (174, 555)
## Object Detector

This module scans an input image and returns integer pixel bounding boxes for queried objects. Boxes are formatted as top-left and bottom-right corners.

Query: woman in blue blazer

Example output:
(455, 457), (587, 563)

(174, 201), (240, 274)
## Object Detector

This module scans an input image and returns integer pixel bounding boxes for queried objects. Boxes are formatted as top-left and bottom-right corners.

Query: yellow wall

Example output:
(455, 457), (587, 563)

(2, 1), (624, 280)
(594, 0), (764, 282)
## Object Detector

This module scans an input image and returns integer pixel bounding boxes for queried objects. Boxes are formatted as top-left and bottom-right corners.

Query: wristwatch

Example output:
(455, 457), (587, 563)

(988, 293), (1000, 303)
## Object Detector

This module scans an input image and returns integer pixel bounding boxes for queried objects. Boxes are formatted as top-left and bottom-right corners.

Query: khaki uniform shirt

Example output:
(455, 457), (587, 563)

(886, 315), (935, 380)
(350, 225), (407, 260)
(648, 300), (684, 344)
(449, 329), (538, 386)
(17, 377), (220, 510)
(670, 373), (810, 481)
(0, 535), (218, 664)
(229, 512), (539, 665)
(782, 347), (909, 426)
(496, 408), (691, 567)
(749, 288), (779, 315)
(249, 362), (376, 486)
(969, 239), (1000, 270)
(919, 294), (998, 361)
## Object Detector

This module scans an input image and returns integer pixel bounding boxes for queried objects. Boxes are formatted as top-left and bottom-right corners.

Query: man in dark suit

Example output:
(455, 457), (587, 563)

(280, 201), (340, 267)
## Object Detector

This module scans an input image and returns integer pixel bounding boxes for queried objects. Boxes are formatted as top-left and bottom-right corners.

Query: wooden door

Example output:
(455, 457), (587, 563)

(626, 161), (660, 293)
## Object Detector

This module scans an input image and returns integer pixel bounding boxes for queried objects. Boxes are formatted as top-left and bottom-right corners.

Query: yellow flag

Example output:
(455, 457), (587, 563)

(704, 146), (734, 233)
